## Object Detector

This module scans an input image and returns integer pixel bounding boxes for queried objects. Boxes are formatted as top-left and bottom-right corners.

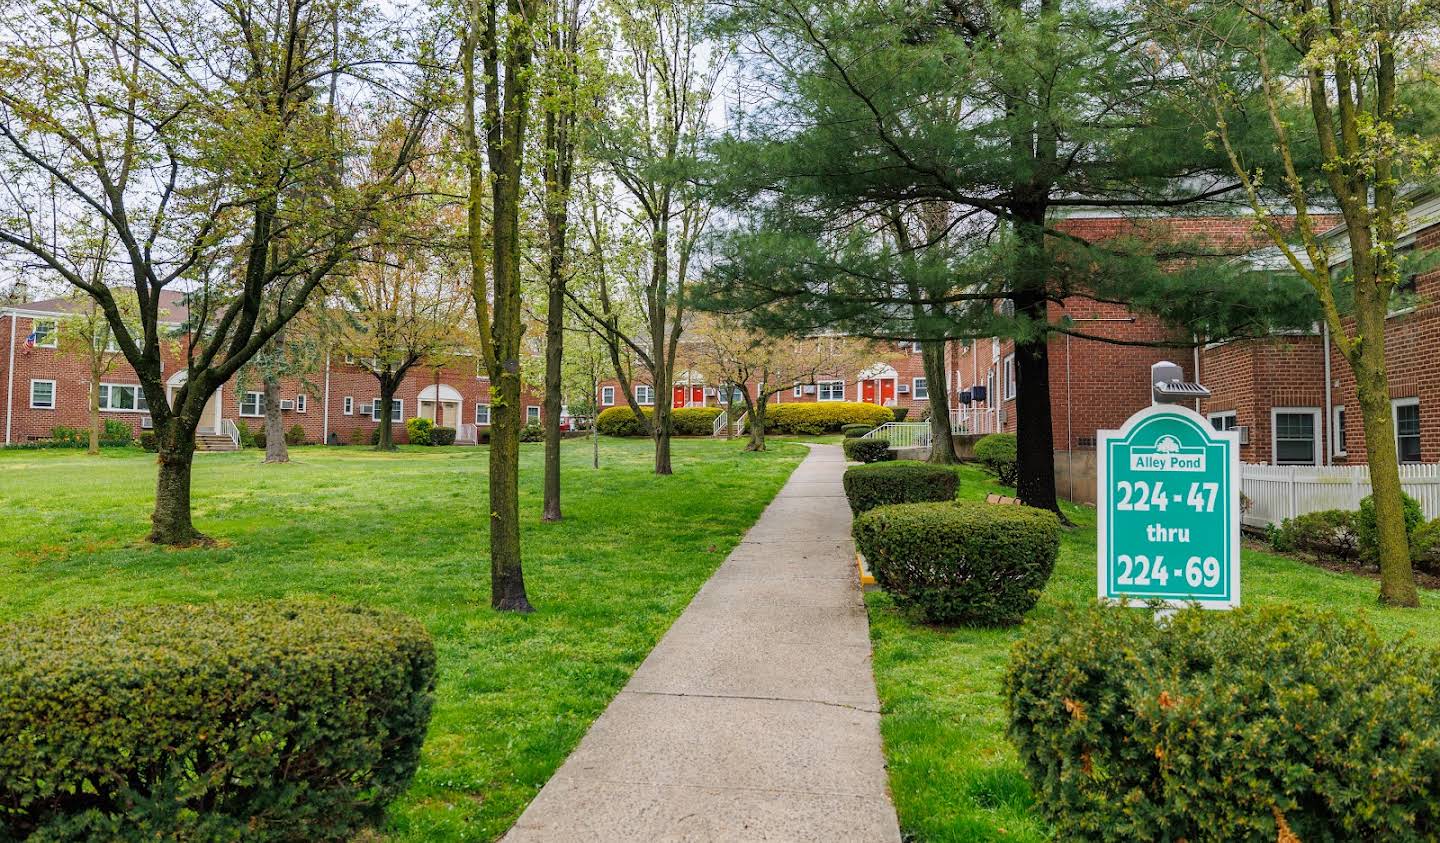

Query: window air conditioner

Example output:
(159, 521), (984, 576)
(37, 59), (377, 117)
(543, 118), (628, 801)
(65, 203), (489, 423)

(140, 415), (153, 430)
(958, 390), (972, 405)
(1236, 425), (1250, 445)
(898, 384), (910, 394)
(280, 399), (295, 411)
(803, 385), (816, 394)
(359, 404), (373, 415)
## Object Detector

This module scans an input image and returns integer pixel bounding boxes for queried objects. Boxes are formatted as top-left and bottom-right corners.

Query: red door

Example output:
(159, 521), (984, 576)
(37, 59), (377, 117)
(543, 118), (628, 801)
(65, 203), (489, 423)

(861, 379), (876, 403)
(691, 386), (705, 406)
(880, 379), (896, 405)
(673, 386), (687, 407)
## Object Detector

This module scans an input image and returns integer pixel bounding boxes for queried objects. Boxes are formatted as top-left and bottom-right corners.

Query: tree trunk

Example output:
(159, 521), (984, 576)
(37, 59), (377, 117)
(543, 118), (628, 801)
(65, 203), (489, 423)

(88, 373), (101, 455)
(149, 419), (207, 546)
(921, 339), (959, 464)
(263, 375), (289, 463)
(653, 377), (674, 474)
(748, 394), (768, 452)
(542, 276), (564, 522)
(1351, 292), (1419, 606)
(490, 371), (533, 611)
(375, 378), (397, 451)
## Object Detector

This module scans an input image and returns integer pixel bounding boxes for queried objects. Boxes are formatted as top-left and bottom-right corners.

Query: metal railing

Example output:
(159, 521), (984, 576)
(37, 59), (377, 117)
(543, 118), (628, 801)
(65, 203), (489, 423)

(457, 423), (478, 444)
(863, 422), (931, 450)
(711, 410), (728, 436)
(950, 407), (1002, 435)
(221, 418), (240, 449)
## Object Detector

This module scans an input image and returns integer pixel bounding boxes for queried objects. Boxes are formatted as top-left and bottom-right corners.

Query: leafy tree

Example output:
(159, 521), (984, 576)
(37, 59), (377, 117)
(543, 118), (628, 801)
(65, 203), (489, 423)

(702, 0), (1318, 513)
(0, 0), (436, 543)
(57, 287), (143, 455)
(1148, 0), (1440, 606)
(239, 323), (325, 462)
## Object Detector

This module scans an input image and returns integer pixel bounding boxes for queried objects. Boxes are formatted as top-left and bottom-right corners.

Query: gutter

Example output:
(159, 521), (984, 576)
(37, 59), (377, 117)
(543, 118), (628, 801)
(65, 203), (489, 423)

(4, 312), (14, 445)
(322, 350), (331, 445)
(1323, 322), (1333, 465)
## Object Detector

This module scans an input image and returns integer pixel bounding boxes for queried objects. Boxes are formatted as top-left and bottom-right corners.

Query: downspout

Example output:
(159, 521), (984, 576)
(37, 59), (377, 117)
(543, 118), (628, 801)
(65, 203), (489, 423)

(1322, 322), (1333, 465)
(1193, 337), (1202, 415)
(322, 350), (331, 445)
(4, 312), (14, 445)
(1065, 331), (1073, 501)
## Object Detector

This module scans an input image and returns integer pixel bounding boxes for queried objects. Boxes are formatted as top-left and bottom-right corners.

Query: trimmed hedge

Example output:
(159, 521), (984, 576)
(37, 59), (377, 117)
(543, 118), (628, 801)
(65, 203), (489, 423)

(974, 432), (1017, 486)
(843, 437), (892, 463)
(595, 405), (723, 437)
(841, 424), (873, 438)
(1266, 508), (1358, 562)
(1357, 491), (1424, 565)
(1412, 518), (1440, 575)
(1006, 604), (1440, 840)
(854, 501), (1059, 625)
(520, 421), (544, 442)
(762, 402), (893, 435)
(406, 416), (435, 446)
(0, 602), (436, 841)
(842, 460), (958, 514)
(432, 426), (456, 446)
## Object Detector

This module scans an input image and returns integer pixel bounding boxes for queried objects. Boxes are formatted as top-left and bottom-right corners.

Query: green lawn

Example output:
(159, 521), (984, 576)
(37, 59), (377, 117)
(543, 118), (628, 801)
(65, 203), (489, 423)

(0, 437), (805, 841)
(867, 463), (1440, 842)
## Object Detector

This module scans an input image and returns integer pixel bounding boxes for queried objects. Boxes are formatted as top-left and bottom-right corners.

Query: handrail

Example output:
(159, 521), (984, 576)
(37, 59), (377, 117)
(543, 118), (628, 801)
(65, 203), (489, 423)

(222, 418), (240, 449)
(863, 422), (931, 449)
(712, 410), (728, 436)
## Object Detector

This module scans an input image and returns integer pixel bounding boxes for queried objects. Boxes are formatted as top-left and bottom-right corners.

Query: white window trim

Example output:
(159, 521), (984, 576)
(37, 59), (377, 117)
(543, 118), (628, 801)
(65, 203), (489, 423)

(1271, 407), (1321, 466)
(912, 377), (928, 400)
(527, 405), (541, 422)
(1392, 397), (1420, 464)
(636, 385), (654, 406)
(29, 379), (55, 410)
(239, 391), (265, 418)
(295, 394), (307, 413)
(371, 398), (403, 422)
(1331, 405), (1347, 457)
(343, 396), (353, 416)
(793, 384), (803, 398)
(1002, 354), (1016, 400)
(601, 386), (615, 406)
(98, 382), (148, 413)
(32, 319), (57, 349)
(476, 402), (491, 425)
(817, 380), (844, 402)
(1207, 411), (1236, 432)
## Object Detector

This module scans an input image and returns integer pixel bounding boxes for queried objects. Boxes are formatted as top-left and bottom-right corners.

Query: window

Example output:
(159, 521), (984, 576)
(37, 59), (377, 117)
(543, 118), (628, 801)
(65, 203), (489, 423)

(817, 380), (844, 401)
(30, 319), (57, 348)
(1208, 411), (1237, 432)
(718, 384), (743, 404)
(295, 394), (307, 413)
(913, 377), (928, 400)
(601, 386), (615, 406)
(372, 398), (402, 422)
(793, 384), (803, 398)
(636, 384), (654, 405)
(476, 403), (491, 425)
(1332, 406), (1347, 457)
(343, 353), (355, 364)
(99, 383), (148, 412)
(29, 379), (54, 409)
(239, 391), (265, 417)
(527, 405), (541, 422)
(1394, 398), (1421, 464)
(343, 396), (353, 416)
(1002, 354), (1016, 400)
(1273, 409), (1319, 466)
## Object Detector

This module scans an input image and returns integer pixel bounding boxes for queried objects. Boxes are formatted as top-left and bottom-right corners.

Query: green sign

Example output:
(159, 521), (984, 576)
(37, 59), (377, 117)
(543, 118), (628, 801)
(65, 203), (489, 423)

(1098, 404), (1240, 609)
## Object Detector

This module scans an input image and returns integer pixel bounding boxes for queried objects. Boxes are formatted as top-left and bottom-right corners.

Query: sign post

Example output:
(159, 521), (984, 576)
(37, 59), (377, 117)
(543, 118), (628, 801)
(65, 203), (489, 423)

(1097, 404), (1240, 609)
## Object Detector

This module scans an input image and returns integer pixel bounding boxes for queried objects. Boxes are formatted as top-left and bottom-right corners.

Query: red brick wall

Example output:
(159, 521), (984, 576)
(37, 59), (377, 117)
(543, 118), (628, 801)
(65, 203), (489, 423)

(1200, 335), (1327, 465)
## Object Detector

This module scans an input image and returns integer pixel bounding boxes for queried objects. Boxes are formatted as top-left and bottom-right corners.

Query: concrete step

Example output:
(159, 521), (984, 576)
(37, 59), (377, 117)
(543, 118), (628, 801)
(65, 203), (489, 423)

(196, 434), (237, 452)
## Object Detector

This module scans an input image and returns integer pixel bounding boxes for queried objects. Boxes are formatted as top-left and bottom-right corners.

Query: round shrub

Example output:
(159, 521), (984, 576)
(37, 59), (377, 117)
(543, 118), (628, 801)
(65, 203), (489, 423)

(1356, 491), (1424, 565)
(841, 424), (873, 438)
(843, 437), (892, 463)
(763, 402), (893, 435)
(405, 416), (435, 446)
(1412, 518), (1440, 575)
(596, 405), (650, 436)
(854, 501), (1059, 625)
(285, 423), (307, 446)
(1006, 604), (1440, 841)
(974, 432), (1017, 486)
(842, 460), (958, 514)
(890, 407), (909, 422)
(1266, 508), (1358, 562)
(0, 602), (436, 841)
(138, 432), (158, 452)
(432, 426), (456, 446)
(520, 421), (544, 442)
(672, 406), (724, 435)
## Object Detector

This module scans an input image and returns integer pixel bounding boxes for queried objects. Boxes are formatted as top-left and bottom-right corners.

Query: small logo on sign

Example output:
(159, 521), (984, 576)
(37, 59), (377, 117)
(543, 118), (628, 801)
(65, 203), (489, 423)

(1129, 435), (1206, 472)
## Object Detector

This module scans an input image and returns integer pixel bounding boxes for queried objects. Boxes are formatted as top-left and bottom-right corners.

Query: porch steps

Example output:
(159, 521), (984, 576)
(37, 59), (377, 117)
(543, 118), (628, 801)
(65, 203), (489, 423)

(196, 433), (238, 452)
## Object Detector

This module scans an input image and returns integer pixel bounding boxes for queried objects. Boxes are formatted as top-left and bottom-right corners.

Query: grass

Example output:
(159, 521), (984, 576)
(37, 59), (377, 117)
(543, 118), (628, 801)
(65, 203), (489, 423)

(867, 462), (1440, 842)
(0, 436), (806, 841)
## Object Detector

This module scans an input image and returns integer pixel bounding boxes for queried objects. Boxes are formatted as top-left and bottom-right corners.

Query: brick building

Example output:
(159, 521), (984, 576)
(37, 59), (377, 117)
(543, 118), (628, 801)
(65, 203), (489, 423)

(0, 291), (540, 448)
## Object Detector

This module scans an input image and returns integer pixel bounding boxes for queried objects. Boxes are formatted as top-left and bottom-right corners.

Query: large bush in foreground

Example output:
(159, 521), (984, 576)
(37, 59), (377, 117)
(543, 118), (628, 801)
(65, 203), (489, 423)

(854, 501), (1059, 625)
(1006, 604), (1440, 841)
(0, 602), (436, 841)
(843, 460), (957, 514)
(973, 433), (1017, 486)
(763, 401), (893, 434)
(596, 406), (722, 437)
(842, 437), (892, 463)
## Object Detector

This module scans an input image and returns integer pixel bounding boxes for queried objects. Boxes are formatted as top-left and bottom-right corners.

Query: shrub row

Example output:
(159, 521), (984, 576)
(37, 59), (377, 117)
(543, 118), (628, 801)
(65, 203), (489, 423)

(1006, 604), (1440, 840)
(760, 402), (893, 435)
(854, 501), (1059, 625)
(842, 460), (958, 514)
(973, 433), (1017, 486)
(0, 602), (436, 841)
(1266, 492), (1440, 574)
(841, 423), (874, 438)
(842, 437), (892, 463)
(595, 405), (723, 436)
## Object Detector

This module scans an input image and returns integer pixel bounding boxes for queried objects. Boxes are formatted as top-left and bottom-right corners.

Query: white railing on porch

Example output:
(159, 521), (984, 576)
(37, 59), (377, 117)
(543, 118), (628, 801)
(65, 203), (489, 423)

(712, 410), (728, 437)
(863, 422), (931, 450)
(1240, 463), (1440, 529)
(457, 423), (478, 444)
(222, 418), (240, 449)
(950, 406), (1002, 435)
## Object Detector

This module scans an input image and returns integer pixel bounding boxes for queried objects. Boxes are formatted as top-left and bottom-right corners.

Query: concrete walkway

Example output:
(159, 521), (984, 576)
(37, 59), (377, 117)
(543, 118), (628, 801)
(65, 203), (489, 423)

(504, 444), (901, 842)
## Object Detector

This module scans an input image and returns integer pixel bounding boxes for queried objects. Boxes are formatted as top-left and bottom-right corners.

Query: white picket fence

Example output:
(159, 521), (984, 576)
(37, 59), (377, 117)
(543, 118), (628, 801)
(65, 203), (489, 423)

(863, 422), (932, 449)
(950, 406), (1002, 435)
(1241, 463), (1440, 529)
